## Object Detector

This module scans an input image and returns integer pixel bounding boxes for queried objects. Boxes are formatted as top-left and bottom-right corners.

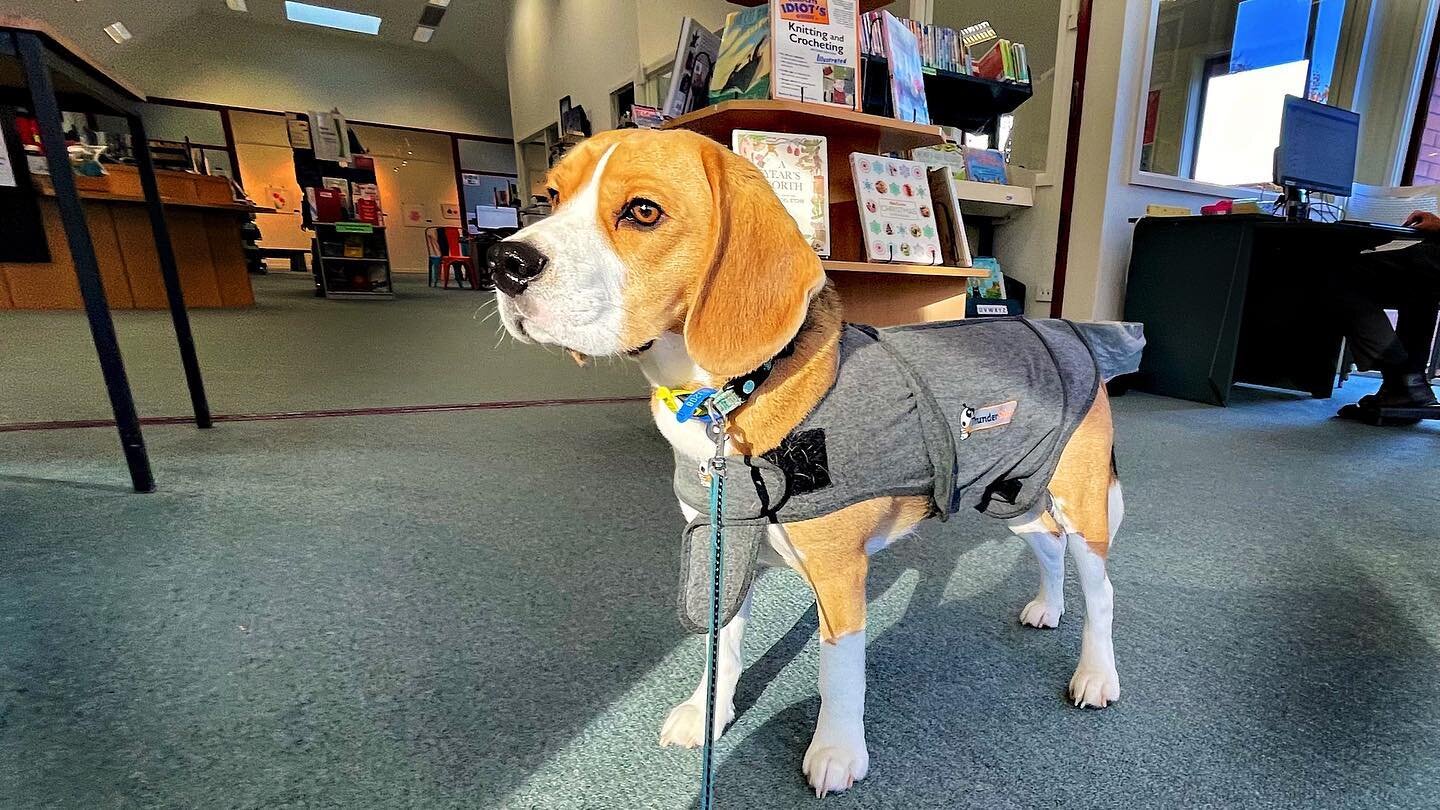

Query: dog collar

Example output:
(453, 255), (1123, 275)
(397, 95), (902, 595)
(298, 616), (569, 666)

(655, 339), (798, 424)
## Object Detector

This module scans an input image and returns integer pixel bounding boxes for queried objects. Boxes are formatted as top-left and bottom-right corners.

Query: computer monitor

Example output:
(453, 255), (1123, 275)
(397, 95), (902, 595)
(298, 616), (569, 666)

(1274, 95), (1360, 198)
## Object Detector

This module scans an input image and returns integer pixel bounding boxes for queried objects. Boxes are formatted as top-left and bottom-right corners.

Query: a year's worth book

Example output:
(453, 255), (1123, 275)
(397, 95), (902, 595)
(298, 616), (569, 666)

(850, 152), (943, 265)
(732, 130), (830, 256)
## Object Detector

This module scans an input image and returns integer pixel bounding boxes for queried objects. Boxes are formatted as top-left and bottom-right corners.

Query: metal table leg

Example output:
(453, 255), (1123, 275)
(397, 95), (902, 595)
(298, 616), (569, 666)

(16, 32), (155, 492)
(128, 114), (213, 429)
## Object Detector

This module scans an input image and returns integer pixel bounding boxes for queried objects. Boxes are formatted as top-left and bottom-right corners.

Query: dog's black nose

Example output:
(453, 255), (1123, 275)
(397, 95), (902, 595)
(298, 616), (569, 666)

(487, 241), (548, 296)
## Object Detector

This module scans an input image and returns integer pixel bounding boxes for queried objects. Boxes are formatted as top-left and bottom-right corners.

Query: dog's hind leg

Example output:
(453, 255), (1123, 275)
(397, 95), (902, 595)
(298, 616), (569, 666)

(660, 585), (753, 748)
(1007, 508), (1066, 628)
(1047, 388), (1121, 708)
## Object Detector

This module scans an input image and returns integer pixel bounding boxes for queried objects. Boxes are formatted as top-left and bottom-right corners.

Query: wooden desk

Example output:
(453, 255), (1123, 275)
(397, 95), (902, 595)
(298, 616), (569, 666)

(1123, 214), (1417, 404)
(1, 166), (271, 309)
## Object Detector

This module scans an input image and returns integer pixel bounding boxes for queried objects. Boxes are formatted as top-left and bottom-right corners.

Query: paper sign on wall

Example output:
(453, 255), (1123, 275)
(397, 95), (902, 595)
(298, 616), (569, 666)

(402, 202), (429, 227)
(0, 126), (16, 188)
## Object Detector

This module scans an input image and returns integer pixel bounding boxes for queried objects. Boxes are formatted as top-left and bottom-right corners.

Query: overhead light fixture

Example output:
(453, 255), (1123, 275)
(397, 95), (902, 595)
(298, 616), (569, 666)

(103, 21), (132, 43)
(428, 0), (451, 7)
(412, 25), (434, 43)
(225, 0), (248, 11)
(284, 1), (381, 35)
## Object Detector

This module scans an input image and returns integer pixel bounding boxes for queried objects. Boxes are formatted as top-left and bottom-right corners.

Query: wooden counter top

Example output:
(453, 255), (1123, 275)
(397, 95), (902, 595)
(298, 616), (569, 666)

(32, 166), (273, 214)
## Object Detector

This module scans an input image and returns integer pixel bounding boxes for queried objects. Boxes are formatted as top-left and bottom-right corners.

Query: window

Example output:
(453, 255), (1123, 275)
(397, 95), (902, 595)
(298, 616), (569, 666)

(1139, 0), (1347, 190)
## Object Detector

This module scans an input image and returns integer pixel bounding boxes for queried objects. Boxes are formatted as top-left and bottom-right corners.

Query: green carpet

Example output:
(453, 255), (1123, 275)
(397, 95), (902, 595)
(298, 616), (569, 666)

(0, 273), (646, 424)
(2, 374), (1438, 808)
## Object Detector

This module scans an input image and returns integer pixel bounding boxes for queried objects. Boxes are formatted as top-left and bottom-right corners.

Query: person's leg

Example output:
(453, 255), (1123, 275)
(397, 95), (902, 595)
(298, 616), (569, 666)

(1335, 244), (1439, 407)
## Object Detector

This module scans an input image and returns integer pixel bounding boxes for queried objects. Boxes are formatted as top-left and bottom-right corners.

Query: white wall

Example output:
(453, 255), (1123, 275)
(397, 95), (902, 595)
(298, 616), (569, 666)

(506, 0), (735, 140)
(111, 13), (512, 138)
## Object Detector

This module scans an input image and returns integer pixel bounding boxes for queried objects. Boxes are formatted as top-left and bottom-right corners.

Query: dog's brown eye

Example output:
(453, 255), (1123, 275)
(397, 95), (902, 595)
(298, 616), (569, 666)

(622, 199), (664, 227)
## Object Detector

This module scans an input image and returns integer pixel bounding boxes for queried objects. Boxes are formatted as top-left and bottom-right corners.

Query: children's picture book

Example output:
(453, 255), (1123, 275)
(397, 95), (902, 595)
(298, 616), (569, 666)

(733, 130), (830, 256)
(881, 11), (929, 124)
(967, 256), (1007, 300)
(925, 167), (972, 268)
(850, 152), (943, 265)
(964, 148), (1009, 184)
(911, 142), (967, 182)
(662, 18), (722, 118)
(711, 6), (772, 104)
(770, 0), (860, 109)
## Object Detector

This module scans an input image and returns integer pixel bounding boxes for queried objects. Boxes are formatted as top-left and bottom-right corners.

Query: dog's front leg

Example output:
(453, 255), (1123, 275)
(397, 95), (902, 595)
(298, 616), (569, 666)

(659, 586), (753, 748)
(804, 630), (868, 798)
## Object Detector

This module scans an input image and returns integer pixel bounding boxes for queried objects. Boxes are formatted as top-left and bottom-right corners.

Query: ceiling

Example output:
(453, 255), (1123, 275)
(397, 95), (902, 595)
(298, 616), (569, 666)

(9, 0), (512, 81)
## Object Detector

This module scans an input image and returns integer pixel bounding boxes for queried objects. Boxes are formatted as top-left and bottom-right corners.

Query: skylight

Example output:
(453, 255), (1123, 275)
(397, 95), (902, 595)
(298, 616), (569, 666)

(284, 2), (382, 35)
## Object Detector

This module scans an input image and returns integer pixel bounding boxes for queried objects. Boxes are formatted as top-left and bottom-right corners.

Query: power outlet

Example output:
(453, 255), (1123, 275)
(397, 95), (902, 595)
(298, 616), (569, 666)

(1034, 285), (1054, 303)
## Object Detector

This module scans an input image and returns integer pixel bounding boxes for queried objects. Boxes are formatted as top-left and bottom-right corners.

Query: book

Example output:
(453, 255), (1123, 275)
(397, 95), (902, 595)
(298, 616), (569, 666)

(662, 18), (722, 118)
(628, 104), (667, 129)
(770, 0), (860, 109)
(711, 6), (772, 104)
(880, 11), (929, 124)
(911, 142), (967, 182)
(925, 167), (972, 268)
(850, 153), (943, 265)
(964, 148), (1008, 184)
(967, 256), (1007, 300)
(711, 1), (861, 109)
(732, 130), (830, 256)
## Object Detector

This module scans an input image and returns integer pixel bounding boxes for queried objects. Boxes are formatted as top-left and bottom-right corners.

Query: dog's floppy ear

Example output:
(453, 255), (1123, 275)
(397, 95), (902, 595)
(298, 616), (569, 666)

(684, 142), (826, 378)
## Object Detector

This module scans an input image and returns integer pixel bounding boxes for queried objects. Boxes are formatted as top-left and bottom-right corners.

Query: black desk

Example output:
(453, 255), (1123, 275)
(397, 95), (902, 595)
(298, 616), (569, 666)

(1123, 214), (1416, 405)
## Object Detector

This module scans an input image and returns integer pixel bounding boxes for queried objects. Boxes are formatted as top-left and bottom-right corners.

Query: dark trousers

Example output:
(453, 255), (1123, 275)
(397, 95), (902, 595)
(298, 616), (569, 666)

(1329, 241), (1440, 375)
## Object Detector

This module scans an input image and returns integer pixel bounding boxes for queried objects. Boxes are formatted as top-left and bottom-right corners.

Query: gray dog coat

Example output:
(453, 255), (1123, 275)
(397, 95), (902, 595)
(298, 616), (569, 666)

(674, 317), (1103, 634)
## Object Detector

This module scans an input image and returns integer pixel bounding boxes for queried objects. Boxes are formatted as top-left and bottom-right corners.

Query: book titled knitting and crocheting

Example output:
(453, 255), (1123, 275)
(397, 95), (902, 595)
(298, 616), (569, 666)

(771, 0), (860, 109)
(849, 152), (943, 265)
(732, 129), (830, 256)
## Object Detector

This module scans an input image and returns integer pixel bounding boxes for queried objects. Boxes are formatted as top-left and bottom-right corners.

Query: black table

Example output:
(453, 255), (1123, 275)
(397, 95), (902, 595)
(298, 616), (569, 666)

(1123, 214), (1418, 405)
(1, 16), (212, 491)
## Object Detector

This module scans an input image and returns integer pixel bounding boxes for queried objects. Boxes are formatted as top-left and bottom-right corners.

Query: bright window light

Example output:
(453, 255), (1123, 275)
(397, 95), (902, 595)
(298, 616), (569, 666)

(1193, 60), (1308, 187)
(284, 2), (381, 35)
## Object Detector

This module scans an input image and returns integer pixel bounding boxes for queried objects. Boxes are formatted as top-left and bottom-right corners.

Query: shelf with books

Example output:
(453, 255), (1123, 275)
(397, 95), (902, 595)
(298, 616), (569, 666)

(727, 0), (894, 11)
(664, 99), (945, 154)
(861, 56), (1032, 131)
(822, 260), (987, 278)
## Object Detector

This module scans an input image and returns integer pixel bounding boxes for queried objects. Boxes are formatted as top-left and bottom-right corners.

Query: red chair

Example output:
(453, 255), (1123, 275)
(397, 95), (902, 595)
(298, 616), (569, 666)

(426, 227), (477, 289)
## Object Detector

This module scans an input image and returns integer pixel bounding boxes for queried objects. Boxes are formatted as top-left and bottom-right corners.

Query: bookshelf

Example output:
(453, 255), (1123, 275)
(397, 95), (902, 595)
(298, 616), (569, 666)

(729, 0), (893, 10)
(313, 222), (393, 299)
(664, 99), (980, 325)
(861, 56), (1032, 131)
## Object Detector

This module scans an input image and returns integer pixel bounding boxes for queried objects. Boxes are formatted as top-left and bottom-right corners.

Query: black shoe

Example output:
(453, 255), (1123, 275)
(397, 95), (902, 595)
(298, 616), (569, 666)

(1339, 373), (1438, 424)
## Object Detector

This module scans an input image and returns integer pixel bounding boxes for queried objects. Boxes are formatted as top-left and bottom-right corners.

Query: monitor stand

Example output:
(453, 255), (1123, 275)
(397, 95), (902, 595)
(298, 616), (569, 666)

(1281, 186), (1310, 222)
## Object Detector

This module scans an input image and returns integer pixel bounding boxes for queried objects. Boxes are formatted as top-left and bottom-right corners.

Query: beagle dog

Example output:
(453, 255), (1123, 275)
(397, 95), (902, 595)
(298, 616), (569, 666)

(490, 128), (1122, 797)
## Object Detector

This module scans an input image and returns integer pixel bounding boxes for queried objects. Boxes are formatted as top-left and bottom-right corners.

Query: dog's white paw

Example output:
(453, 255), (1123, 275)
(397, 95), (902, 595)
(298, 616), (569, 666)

(802, 727), (868, 798)
(1019, 598), (1063, 628)
(1068, 665), (1120, 708)
(659, 700), (733, 748)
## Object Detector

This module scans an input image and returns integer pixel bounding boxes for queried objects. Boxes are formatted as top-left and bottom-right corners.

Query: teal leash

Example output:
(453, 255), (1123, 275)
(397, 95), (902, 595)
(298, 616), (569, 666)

(699, 413), (728, 810)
